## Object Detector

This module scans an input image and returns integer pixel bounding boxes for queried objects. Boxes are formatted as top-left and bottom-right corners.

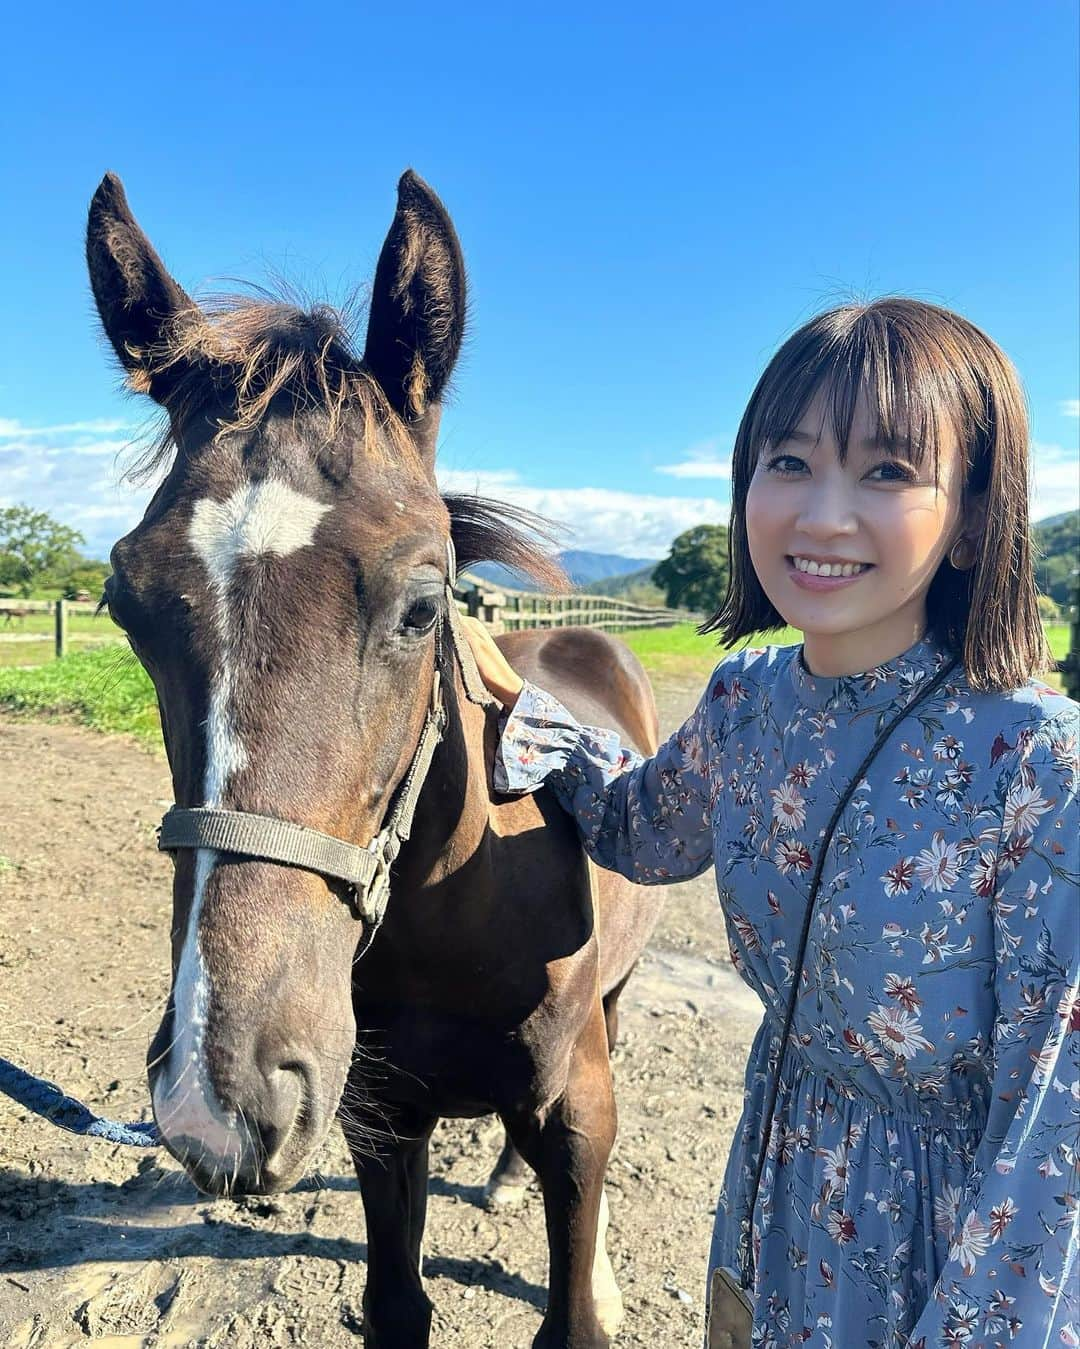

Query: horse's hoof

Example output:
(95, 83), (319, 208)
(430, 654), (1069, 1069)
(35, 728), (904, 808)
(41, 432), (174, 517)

(594, 1293), (625, 1337)
(482, 1179), (529, 1209)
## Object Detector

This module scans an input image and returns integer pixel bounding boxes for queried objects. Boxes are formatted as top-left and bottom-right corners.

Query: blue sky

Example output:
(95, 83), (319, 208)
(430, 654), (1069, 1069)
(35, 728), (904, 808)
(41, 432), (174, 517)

(2, 2), (1077, 561)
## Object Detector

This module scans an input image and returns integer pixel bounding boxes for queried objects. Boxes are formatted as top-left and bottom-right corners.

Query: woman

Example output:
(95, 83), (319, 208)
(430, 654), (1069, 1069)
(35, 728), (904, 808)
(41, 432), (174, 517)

(464, 299), (1079, 1347)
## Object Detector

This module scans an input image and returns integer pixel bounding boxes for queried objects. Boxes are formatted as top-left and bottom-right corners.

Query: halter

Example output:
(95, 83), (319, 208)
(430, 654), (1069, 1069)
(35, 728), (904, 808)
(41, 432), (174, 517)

(157, 539), (494, 943)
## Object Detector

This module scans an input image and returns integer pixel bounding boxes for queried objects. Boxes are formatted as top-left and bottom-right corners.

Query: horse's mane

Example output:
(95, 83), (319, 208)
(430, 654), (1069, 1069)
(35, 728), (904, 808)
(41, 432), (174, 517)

(444, 494), (568, 592)
(122, 291), (567, 592)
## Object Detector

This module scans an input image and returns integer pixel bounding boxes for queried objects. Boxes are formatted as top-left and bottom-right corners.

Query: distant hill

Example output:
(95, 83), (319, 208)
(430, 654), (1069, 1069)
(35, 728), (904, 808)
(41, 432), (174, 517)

(582, 563), (665, 604)
(1033, 510), (1078, 609)
(558, 550), (657, 585)
(466, 549), (656, 592)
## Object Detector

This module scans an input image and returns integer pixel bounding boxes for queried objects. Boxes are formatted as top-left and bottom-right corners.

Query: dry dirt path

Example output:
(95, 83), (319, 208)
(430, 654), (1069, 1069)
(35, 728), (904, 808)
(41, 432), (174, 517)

(0, 675), (759, 1348)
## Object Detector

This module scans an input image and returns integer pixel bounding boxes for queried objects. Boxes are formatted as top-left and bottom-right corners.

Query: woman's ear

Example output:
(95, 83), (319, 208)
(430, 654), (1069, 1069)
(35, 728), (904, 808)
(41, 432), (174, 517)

(963, 490), (989, 541)
(948, 490), (988, 571)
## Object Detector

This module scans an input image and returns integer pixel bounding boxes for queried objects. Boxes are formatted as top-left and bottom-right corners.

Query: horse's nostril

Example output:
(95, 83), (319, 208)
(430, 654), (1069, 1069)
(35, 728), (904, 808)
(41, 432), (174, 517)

(254, 1063), (306, 1168)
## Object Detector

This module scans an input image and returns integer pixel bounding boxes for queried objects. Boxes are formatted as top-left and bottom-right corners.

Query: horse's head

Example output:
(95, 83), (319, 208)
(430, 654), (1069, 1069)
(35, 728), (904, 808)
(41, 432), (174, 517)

(87, 172), (469, 1194)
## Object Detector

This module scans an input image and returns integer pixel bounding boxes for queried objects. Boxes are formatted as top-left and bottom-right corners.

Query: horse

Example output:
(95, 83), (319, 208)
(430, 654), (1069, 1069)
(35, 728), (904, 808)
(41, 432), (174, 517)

(86, 170), (662, 1349)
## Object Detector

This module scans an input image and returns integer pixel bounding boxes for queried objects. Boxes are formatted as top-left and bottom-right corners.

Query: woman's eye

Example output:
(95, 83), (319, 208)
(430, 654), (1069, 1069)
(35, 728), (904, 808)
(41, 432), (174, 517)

(400, 595), (440, 636)
(866, 460), (917, 483)
(764, 454), (807, 476)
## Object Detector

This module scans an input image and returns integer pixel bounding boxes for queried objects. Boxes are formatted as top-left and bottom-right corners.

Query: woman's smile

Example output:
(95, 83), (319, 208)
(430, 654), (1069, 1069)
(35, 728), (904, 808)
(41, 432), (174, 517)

(785, 555), (875, 589)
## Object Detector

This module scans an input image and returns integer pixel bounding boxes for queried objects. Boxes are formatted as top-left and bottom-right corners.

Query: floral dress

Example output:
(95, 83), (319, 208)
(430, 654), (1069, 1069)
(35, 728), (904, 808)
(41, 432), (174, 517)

(494, 635), (1080, 1348)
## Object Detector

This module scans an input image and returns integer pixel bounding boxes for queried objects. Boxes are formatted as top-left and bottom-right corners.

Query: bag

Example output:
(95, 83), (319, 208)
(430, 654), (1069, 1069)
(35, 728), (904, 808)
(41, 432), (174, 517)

(708, 1266), (753, 1349)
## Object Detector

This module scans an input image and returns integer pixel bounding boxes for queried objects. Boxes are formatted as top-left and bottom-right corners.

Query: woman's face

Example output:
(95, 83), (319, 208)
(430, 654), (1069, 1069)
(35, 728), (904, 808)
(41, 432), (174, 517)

(744, 386), (967, 676)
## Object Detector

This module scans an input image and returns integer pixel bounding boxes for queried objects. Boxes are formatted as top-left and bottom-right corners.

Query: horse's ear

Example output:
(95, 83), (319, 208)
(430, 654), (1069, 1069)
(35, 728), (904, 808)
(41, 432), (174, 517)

(86, 173), (193, 403)
(363, 171), (466, 442)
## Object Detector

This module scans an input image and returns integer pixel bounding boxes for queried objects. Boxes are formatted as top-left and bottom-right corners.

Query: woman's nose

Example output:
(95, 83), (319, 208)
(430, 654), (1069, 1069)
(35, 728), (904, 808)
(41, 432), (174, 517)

(795, 478), (859, 537)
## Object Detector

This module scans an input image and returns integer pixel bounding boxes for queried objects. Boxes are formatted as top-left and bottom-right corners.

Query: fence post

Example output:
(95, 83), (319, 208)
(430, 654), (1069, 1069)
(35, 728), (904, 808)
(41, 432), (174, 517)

(54, 598), (68, 659)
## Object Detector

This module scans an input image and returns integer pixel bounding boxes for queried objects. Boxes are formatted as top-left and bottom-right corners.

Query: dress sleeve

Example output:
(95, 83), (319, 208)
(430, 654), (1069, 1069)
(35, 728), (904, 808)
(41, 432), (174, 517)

(493, 678), (717, 885)
(909, 716), (1080, 1348)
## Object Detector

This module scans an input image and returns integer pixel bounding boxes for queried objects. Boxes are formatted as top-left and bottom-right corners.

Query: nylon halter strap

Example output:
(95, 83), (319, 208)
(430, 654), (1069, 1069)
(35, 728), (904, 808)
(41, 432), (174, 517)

(157, 538), (494, 937)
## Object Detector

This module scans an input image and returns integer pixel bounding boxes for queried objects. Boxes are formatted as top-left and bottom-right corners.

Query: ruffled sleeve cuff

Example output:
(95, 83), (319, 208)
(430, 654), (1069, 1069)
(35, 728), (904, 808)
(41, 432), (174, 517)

(493, 680), (631, 794)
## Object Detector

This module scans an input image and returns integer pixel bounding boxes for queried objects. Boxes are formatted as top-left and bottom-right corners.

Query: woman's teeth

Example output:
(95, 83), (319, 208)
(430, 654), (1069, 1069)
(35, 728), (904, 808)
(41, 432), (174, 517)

(790, 557), (871, 578)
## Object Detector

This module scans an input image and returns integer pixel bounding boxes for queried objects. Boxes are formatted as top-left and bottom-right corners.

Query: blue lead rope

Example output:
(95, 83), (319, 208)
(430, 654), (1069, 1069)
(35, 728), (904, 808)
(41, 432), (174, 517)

(0, 1055), (160, 1147)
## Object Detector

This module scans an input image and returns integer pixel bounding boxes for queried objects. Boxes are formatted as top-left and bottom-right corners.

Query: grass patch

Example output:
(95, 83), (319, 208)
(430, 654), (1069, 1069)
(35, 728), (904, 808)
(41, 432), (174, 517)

(0, 646), (160, 742)
(0, 610), (120, 639)
(0, 609), (127, 669)
(1046, 623), (1069, 663)
(619, 623), (802, 681)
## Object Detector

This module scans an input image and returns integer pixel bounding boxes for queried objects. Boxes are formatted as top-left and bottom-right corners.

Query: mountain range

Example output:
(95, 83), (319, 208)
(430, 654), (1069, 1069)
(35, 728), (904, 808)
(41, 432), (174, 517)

(466, 550), (656, 591)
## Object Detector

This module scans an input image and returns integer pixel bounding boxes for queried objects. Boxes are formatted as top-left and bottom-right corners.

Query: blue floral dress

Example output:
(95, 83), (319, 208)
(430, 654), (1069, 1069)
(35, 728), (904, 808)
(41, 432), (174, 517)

(494, 635), (1080, 1348)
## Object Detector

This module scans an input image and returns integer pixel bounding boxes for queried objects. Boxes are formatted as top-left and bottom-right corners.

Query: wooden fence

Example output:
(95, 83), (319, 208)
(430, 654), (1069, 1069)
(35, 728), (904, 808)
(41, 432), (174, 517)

(456, 576), (697, 634)
(0, 586), (696, 661)
(0, 598), (101, 658)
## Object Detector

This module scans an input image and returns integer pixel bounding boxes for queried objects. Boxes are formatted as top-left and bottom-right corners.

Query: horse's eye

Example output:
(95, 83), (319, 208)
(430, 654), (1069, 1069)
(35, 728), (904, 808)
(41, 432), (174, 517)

(400, 595), (440, 636)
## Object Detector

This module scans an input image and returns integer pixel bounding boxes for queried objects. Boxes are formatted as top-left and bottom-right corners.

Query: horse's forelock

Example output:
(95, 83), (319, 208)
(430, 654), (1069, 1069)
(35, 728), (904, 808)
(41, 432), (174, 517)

(120, 290), (417, 485)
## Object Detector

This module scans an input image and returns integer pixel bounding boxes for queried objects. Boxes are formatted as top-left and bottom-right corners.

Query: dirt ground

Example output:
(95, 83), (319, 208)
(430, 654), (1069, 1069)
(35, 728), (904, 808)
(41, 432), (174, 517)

(0, 675), (760, 1349)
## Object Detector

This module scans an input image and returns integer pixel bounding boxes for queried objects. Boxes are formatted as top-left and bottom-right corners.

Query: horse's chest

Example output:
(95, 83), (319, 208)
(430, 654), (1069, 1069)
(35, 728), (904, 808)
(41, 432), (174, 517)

(351, 1000), (578, 1117)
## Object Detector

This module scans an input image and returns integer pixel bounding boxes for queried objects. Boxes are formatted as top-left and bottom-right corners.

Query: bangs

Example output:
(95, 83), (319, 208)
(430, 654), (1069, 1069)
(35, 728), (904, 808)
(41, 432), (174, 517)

(750, 303), (989, 480)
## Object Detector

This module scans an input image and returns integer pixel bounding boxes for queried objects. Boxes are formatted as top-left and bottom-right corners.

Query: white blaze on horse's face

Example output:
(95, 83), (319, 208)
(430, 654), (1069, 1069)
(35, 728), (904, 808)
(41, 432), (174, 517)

(152, 476), (331, 1171)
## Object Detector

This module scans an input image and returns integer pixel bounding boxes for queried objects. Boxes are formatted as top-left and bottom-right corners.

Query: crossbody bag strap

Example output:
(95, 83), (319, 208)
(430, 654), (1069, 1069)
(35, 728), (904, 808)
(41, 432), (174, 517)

(738, 654), (960, 1290)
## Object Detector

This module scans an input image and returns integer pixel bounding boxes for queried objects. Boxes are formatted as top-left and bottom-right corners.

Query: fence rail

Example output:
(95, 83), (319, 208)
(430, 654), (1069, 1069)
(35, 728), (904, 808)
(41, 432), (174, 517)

(0, 585), (696, 663)
(0, 599), (103, 658)
(455, 576), (697, 633)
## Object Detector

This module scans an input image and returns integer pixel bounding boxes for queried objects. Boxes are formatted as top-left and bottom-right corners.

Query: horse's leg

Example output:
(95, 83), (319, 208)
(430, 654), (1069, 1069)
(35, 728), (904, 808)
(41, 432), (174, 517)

(508, 1001), (619, 1349)
(343, 1108), (438, 1349)
(601, 966), (634, 1053)
(483, 1127), (533, 1209)
(483, 960), (635, 1213)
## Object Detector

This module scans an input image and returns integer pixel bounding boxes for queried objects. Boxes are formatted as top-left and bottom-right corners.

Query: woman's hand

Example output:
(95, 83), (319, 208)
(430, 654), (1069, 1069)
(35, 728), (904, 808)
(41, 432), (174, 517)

(460, 616), (525, 707)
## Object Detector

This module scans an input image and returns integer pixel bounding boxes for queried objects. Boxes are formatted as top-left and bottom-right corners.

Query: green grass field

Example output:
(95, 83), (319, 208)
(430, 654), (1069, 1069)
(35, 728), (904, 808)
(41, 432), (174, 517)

(0, 646), (160, 741)
(0, 608), (125, 668)
(0, 621), (1069, 746)
(618, 623), (802, 680)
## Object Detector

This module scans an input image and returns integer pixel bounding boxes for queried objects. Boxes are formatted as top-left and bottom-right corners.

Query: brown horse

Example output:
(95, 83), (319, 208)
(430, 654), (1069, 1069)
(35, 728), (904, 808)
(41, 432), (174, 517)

(86, 171), (661, 1349)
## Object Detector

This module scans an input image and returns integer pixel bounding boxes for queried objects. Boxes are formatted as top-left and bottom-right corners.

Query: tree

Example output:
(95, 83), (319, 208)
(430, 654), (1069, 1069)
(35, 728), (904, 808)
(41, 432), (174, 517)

(1032, 511), (1079, 607)
(654, 523), (730, 615)
(61, 560), (112, 600)
(1036, 593), (1061, 625)
(0, 506), (86, 596)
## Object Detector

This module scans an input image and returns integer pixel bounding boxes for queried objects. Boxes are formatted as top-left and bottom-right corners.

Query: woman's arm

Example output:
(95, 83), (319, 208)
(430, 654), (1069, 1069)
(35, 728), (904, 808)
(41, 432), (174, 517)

(462, 617), (720, 885)
(908, 718), (1080, 1347)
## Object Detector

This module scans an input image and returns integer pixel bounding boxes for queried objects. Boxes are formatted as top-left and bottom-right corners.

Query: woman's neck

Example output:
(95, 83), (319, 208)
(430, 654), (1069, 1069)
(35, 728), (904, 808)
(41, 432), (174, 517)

(800, 611), (929, 678)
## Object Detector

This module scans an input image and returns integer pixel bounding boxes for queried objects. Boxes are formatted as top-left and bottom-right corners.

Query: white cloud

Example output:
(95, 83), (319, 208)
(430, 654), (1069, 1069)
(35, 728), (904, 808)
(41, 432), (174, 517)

(1030, 441), (1079, 521)
(0, 419), (152, 558)
(1060, 400), (1080, 419)
(655, 436), (733, 480)
(438, 468), (728, 558)
(0, 417), (132, 439)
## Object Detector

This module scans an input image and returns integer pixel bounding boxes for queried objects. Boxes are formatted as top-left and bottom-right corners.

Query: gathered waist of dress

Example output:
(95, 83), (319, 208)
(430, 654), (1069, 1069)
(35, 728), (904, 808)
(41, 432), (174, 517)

(754, 1014), (990, 1133)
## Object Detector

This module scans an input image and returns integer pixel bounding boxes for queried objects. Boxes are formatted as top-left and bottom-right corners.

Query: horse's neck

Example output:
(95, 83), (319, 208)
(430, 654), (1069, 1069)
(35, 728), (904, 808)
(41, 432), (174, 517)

(395, 666), (493, 897)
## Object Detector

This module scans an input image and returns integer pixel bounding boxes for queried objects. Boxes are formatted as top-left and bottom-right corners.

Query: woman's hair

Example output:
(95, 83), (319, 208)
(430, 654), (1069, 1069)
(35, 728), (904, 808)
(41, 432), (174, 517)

(705, 297), (1052, 691)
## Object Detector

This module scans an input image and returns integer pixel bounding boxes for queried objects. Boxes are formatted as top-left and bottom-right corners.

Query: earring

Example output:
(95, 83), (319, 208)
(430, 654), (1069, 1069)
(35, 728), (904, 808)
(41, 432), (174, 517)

(949, 536), (976, 571)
